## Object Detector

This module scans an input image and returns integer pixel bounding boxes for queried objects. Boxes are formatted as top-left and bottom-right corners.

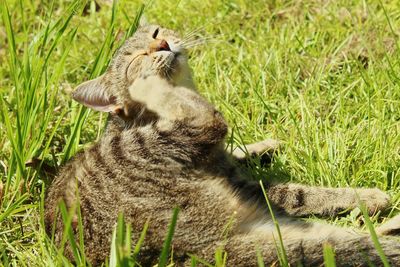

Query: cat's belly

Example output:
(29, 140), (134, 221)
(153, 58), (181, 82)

(74, 159), (268, 233)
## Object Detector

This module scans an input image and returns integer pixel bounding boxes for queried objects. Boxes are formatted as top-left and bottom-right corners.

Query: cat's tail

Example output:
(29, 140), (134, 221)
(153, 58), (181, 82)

(220, 218), (400, 266)
(377, 214), (400, 236)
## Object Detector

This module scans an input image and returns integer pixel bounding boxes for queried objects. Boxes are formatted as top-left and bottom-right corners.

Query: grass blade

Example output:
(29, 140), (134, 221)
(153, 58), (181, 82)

(256, 247), (265, 267)
(259, 181), (289, 267)
(323, 244), (336, 267)
(359, 201), (390, 267)
(158, 207), (179, 267)
(132, 219), (149, 266)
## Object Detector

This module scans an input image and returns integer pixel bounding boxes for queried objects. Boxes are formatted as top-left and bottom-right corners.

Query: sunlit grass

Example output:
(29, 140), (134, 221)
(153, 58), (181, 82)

(1, 0), (400, 265)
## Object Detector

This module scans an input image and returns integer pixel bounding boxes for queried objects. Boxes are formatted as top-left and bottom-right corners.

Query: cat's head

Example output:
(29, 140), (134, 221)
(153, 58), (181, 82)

(72, 24), (193, 115)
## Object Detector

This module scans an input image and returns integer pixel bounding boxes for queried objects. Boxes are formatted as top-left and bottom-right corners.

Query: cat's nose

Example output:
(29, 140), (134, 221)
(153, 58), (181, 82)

(149, 39), (171, 53)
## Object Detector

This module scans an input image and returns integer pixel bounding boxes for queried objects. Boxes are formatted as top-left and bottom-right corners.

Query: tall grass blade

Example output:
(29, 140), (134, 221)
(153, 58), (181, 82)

(110, 213), (133, 267)
(256, 247), (265, 267)
(323, 244), (336, 267)
(158, 207), (179, 267)
(58, 201), (81, 264)
(126, 4), (145, 38)
(359, 201), (390, 267)
(132, 219), (149, 266)
(259, 181), (289, 267)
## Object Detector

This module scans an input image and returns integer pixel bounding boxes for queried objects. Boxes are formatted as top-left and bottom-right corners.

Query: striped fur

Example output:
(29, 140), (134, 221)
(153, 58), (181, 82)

(45, 25), (400, 266)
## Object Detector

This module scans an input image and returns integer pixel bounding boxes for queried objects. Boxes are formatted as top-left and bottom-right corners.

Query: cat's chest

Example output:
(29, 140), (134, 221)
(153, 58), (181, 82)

(102, 125), (195, 165)
(79, 134), (194, 191)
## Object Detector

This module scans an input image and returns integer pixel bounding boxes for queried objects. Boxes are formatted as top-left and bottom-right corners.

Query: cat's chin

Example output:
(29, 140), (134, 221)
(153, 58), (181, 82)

(160, 53), (195, 89)
(165, 51), (183, 71)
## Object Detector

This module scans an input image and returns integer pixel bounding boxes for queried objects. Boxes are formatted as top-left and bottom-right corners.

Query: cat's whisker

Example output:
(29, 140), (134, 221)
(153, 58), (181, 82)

(182, 20), (223, 42)
(181, 33), (199, 43)
(181, 39), (209, 48)
(180, 36), (200, 46)
(182, 25), (208, 42)
(181, 20), (226, 44)
(181, 35), (215, 43)
(167, 63), (176, 80)
(181, 35), (222, 47)
(182, 42), (207, 48)
(155, 56), (175, 80)
(181, 38), (223, 49)
(181, 32), (214, 45)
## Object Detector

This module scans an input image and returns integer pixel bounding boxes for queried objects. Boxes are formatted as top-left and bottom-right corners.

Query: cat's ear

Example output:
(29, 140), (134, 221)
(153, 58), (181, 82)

(72, 76), (118, 113)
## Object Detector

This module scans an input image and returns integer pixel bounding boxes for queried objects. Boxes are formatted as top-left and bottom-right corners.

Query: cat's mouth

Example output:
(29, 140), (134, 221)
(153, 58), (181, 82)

(146, 38), (188, 82)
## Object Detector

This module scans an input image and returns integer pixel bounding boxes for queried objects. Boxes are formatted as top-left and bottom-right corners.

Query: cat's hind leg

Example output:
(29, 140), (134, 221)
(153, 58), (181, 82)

(266, 183), (390, 217)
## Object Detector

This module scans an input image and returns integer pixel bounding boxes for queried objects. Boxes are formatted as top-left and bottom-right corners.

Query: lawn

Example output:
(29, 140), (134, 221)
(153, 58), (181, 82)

(0, 0), (400, 266)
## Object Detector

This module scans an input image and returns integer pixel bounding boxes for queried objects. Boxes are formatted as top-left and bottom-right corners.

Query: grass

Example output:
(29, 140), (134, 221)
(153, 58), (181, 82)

(1, 0), (400, 265)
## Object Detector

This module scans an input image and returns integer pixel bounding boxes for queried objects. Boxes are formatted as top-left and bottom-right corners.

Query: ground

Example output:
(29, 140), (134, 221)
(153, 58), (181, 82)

(0, 0), (399, 266)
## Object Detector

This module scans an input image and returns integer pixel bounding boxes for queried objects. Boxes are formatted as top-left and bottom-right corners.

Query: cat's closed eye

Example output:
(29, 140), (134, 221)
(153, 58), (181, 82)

(152, 27), (159, 39)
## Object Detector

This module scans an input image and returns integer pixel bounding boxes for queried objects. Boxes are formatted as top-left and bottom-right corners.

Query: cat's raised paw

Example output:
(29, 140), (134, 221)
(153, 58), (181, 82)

(232, 138), (280, 163)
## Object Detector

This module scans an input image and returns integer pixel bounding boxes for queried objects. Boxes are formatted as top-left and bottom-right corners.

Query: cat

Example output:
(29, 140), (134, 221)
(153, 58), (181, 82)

(45, 24), (400, 266)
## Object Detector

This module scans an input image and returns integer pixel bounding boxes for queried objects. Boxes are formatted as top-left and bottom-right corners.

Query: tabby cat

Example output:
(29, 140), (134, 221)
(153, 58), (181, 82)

(45, 24), (400, 266)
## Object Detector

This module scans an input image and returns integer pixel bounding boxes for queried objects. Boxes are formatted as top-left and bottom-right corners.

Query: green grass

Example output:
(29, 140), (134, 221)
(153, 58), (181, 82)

(1, 0), (400, 266)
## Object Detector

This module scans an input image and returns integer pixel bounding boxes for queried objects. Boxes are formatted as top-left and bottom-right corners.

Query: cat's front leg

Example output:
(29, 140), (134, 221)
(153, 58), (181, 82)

(266, 183), (390, 217)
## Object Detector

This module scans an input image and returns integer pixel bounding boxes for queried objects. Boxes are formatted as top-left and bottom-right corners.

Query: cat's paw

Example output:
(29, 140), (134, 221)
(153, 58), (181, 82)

(232, 139), (280, 160)
(251, 139), (280, 155)
(356, 188), (390, 215)
(376, 215), (400, 236)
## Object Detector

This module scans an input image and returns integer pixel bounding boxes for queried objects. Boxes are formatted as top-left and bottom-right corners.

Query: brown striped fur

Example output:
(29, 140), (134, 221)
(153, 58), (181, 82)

(45, 24), (400, 266)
